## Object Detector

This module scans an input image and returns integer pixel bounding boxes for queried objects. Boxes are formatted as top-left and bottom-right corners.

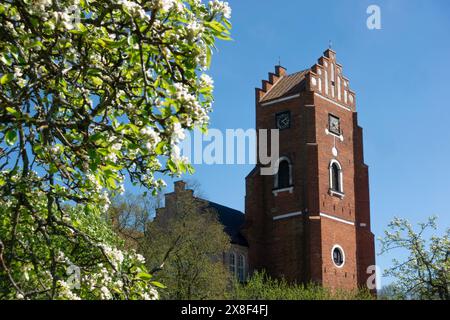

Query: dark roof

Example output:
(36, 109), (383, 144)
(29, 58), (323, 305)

(260, 69), (309, 103)
(207, 201), (248, 247)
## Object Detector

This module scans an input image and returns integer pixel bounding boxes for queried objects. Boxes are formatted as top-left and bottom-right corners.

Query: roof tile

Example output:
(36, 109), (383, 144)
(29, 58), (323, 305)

(260, 69), (309, 103)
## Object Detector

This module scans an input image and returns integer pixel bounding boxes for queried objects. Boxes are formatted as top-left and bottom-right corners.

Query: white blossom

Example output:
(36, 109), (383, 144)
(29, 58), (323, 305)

(141, 126), (161, 151)
(200, 74), (214, 88)
(118, 184), (125, 195)
(57, 280), (81, 300)
(171, 122), (186, 142)
(31, 0), (52, 12)
(209, 1), (231, 19)
(186, 20), (204, 35)
(118, 0), (149, 21)
(100, 286), (112, 299)
(160, 0), (183, 12)
(136, 254), (146, 264)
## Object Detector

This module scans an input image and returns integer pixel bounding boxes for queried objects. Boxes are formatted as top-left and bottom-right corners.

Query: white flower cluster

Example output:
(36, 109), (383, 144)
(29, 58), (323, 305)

(159, 0), (184, 12)
(186, 20), (205, 37)
(51, 5), (81, 30)
(13, 66), (26, 87)
(173, 82), (209, 127)
(195, 39), (209, 70)
(171, 122), (186, 142)
(209, 0), (231, 19)
(99, 191), (111, 212)
(57, 280), (81, 300)
(140, 126), (161, 152)
(200, 73), (214, 88)
(100, 286), (112, 299)
(30, 0), (53, 12)
(86, 172), (102, 193)
(79, 246), (158, 300)
(143, 287), (159, 300)
(47, 144), (62, 155)
(101, 244), (125, 269)
(117, 0), (149, 21)
(136, 254), (146, 264)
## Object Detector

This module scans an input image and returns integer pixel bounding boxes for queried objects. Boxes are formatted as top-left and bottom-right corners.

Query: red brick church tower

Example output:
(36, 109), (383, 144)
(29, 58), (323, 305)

(242, 49), (376, 290)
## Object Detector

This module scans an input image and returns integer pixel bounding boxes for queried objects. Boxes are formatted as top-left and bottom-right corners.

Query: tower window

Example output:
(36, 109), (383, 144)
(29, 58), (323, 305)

(332, 245), (345, 268)
(275, 157), (292, 189)
(331, 163), (340, 191)
(329, 160), (344, 196)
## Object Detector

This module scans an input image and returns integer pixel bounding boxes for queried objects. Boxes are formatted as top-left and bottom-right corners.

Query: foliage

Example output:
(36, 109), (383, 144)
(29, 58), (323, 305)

(376, 284), (405, 300)
(108, 192), (158, 251)
(0, 191), (157, 300)
(0, 0), (231, 299)
(229, 271), (374, 300)
(110, 186), (231, 300)
(380, 216), (449, 300)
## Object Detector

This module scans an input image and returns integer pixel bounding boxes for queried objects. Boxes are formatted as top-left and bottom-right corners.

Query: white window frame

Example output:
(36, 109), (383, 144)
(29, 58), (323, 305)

(329, 159), (344, 197)
(331, 245), (346, 268)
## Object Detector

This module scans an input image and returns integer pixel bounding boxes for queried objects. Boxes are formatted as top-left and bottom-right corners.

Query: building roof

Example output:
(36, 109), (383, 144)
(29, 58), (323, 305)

(260, 69), (309, 103)
(207, 201), (248, 247)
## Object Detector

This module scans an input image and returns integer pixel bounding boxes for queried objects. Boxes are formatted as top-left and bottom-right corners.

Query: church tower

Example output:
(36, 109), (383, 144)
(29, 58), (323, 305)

(242, 49), (375, 290)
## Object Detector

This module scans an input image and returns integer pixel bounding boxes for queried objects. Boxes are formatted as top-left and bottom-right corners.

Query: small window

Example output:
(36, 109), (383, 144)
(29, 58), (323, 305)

(237, 254), (245, 282)
(331, 163), (340, 191)
(277, 160), (290, 189)
(276, 111), (291, 130)
(329, 160), (343, 195)
(332, 246), (345, 267)
(329, 114), (340, 135)
(229, 253), (236, 275)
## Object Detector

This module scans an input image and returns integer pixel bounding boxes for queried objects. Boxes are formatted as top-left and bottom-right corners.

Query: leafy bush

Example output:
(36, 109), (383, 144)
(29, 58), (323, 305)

(228, 271), (374, 300)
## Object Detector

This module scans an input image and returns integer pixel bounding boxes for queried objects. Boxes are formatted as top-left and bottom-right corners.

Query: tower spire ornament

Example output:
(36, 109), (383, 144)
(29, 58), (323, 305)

(329, 40), (333, 49)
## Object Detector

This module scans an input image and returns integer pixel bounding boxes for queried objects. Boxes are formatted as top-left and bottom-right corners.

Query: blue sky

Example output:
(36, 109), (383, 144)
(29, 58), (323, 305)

(148, 0), (450, 286)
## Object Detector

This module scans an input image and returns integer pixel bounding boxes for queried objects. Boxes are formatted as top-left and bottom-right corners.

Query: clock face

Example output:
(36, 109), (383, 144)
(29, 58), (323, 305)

(276, 112), (290, 130)
(329, 115), (340, 135)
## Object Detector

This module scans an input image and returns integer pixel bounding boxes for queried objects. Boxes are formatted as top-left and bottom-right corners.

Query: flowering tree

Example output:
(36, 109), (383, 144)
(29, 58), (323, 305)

(0, 0), (231, 299)
(380, 216), (449, 300)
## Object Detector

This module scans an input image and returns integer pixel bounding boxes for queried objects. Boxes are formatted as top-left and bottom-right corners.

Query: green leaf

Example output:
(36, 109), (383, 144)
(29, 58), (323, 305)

(136, 272), (153, 280)
(167, 159), (177, 173)
(0, 73), (14, 85)
(150, 281), (166, 289)
(155, 141), (165, 155)
(5, 129), (17, 146)
(49, 163), (58, 174)
(6, 107), (20, 118)
(206, 47), (212, 68)
(91, 76), (103, 87)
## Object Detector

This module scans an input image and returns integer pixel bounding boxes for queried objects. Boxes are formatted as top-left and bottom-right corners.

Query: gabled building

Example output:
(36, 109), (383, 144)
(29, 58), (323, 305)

(158, 49), (376, 291)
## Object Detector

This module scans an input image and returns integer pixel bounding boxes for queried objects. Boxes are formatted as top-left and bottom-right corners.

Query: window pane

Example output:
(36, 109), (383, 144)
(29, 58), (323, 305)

(278, 160), (290, 188)
(331, 163), (340, 191)
(229, 253), (236, 274)
(237, 255), (245, 282)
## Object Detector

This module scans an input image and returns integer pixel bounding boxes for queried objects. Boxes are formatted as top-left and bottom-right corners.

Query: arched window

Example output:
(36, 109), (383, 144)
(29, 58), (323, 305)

(237, 254), (245, 282)
(275, 157), (292, 189)
(329, 160), (343, 194)
(229, 252), (236, 275)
